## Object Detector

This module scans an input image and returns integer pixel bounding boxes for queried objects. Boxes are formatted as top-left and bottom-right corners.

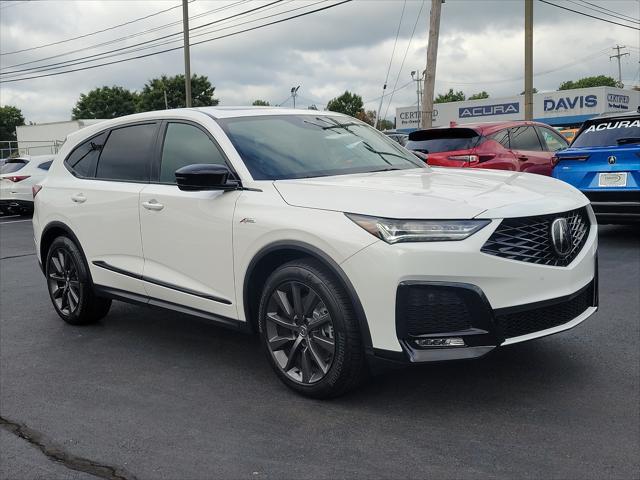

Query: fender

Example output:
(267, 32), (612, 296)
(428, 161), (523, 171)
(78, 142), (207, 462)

(243, 240), (374, 355)
(39, 221), (91, 282)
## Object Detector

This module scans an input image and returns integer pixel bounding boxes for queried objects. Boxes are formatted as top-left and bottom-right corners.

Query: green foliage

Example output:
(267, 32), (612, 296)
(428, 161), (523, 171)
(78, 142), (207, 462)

(252, 99), (270, 106)
(0, 105), (25, 141)
(326, 91), (364, 117)
(378, 118), (395, 130)
(356, 109), (377, 126)
(559, 75), (618, 90)
(138, 74), (219, 111)
(468, 91), (489, 100)
(71, 86), (138, 120)
(519, 88), (538, 95)
(435, 88), (466, 103)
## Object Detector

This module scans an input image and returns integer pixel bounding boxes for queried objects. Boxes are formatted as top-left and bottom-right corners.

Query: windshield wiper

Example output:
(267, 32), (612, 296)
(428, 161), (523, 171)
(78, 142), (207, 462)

(368, 167), (401, 173)
(616, 137), (640, 145)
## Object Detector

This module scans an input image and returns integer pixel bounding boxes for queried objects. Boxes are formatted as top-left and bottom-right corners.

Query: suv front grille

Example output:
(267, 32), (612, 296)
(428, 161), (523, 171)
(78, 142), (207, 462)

(495, 282), (594, 339)
(481, 208), (590, 267)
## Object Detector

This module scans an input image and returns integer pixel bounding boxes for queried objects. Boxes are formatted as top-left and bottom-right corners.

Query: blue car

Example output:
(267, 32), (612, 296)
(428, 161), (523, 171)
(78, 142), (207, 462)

(553, 110), (640, 223)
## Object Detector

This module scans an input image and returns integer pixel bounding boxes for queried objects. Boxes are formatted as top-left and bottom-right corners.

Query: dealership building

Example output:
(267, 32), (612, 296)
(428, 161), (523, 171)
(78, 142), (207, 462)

(395, 86), (640, 132)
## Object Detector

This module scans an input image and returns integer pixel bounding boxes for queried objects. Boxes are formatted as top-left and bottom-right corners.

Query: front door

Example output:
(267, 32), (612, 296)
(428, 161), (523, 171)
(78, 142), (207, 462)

(139, 121), (241, 319)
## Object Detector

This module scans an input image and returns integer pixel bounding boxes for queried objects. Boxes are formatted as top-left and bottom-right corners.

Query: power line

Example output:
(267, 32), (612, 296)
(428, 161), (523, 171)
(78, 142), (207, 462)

(0, 0), (353, 84)
(567, 0), (639, 24)
(363, 79), (414, 104)
(1, 0), (280, 73)
(1, 0), (324, 79)
(0, 1), (191, 56)
(383, 0), (425, 120)
(538, 0), (640, 30)
(577, 0), (640, 23)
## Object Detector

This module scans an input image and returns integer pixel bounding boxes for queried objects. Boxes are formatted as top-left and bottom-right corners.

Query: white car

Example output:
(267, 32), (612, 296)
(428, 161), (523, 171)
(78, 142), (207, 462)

(33, 108), (598, 398)
(1, 155), (54, 215)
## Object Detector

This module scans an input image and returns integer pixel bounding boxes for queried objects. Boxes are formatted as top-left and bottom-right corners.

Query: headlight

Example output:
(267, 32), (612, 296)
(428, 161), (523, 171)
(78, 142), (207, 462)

(346, 213), (490, 244)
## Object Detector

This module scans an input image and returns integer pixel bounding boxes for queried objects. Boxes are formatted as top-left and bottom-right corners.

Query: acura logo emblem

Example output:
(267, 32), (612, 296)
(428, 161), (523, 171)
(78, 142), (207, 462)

(608, 155), (616, 165)
(550, 218), (572, 257)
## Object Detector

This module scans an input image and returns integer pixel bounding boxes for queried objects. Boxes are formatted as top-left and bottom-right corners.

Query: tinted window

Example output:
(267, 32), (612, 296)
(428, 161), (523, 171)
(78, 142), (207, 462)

(509, 126), (542, 151)
(538, 127), (567, 151)
(65, 132), (107, 178)
(218, 115), (422, 180)
(96, 123), (157, 182)
(406, 128), (481, 153)
(160, 123), (226, 183)
(0, 159), (28, 174)
(572, 117), (640, 148)
(38, 160), (53, 170)
(490, 130), (510, 148)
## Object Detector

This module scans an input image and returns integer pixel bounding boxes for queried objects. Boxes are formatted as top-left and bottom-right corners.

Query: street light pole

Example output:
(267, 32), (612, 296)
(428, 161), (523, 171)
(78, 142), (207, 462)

(291, 86), (300, 108)
(182, 0), (192, 107)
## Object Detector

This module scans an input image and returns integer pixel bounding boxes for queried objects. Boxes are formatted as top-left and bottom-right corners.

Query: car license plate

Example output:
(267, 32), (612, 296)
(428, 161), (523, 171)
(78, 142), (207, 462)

(598, 172), (627, 187)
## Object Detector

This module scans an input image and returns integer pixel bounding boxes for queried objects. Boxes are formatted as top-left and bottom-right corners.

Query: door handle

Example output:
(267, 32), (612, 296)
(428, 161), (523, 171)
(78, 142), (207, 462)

(517, 155), (528, 161)
(71, 193), (86, 203)
(142, 199), (164, 211)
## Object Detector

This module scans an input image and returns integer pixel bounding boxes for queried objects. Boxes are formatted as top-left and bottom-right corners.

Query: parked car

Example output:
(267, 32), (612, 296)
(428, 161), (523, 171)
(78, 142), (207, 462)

(406, 121), (569, 175)
(33, 108), (597, 398)
(0, 155), (54, 215)
(553, 110), (639, 223)
(383, 131), (409, 146)
(560, 128), (579, 144)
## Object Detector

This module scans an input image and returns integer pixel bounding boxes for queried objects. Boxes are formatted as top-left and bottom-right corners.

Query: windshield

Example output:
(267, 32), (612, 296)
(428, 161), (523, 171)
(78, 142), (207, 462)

(405, 128), (481, 153)
(572, 118), (640, 148)
(0, 159), (28, 174)
(217, 115), (424, 180)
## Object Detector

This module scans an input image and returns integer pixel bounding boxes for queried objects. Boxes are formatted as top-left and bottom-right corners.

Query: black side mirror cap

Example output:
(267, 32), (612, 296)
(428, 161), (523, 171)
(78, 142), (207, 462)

(175, 164), (240, 191)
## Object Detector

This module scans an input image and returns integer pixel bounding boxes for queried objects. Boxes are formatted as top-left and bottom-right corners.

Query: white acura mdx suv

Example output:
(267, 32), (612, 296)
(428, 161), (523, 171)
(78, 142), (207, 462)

(33, 108), (598, 397)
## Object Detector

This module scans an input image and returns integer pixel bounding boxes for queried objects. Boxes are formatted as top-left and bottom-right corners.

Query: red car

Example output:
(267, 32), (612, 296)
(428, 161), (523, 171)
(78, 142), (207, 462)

(405, 121), (569, 176)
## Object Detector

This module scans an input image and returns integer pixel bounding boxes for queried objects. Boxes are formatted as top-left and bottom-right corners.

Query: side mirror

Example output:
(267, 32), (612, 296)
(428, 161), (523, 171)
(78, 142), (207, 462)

(175, 164), (239, 191)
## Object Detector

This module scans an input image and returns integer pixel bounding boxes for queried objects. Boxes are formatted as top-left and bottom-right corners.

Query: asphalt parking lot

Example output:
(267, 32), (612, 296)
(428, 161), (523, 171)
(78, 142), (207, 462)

(0, 215), (638, 480)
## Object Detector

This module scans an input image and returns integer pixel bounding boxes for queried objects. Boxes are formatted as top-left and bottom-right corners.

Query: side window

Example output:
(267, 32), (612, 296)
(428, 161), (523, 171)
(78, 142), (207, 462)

(509, 126), (543, 151)
(96, 123), (157, 182)
(38, 160), (53, 171)
(65, 132), (107, 178)
(159, 122), (227, 184)
(539, 127), (567, 152)
(490, 129), (510, 148)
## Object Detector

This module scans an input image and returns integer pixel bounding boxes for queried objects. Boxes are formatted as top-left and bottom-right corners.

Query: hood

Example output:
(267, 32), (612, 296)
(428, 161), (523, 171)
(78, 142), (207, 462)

(273, 167), (588, 219)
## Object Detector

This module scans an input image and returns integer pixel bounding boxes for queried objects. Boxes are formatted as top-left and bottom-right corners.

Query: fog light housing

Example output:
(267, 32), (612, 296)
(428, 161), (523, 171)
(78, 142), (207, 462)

(414, 337), (465, 348)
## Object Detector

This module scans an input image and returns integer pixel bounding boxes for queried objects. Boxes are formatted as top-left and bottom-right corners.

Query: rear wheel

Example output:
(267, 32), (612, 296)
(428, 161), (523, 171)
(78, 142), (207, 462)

(45, 236), (111, 325)
(258, 259), (367, 398)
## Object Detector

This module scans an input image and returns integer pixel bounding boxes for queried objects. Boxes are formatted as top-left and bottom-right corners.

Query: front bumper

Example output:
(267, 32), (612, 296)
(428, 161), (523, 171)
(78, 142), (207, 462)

(341, 212), (598, 361)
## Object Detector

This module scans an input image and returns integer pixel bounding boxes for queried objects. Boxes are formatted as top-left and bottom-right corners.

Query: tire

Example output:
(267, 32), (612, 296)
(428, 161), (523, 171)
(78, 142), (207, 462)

(45, 236), (111, 325)
(257, 258), (367, 398)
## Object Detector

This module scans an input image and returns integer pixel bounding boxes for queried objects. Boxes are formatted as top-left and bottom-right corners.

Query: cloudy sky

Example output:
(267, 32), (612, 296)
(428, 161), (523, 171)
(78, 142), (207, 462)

(1, 0), (638, 123)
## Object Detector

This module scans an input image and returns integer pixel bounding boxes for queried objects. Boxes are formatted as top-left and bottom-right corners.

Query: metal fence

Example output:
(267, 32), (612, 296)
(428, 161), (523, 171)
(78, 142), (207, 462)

(0, 140), (64, 159)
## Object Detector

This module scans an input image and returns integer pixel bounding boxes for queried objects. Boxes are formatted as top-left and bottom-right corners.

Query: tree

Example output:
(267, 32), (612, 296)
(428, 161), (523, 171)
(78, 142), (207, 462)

(558, 75), (618, 90)
(0, 105), (25, 141)
(435, 89), (465, 103)
(468, 91), (489, 100)
(71, 86), (138, 120)
(138, 74), (219, 111)
(519, 88), (538, 95)
(326, 91), (364, 117)
(252, 99), (270, 106)
(356, 109), (376, 126)
(378, 118), (394, 130)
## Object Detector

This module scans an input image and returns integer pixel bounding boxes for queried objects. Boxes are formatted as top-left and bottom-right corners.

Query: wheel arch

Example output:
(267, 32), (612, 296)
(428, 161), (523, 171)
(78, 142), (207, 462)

(242, 241), (373, 354)
(40, 221), (92, 283)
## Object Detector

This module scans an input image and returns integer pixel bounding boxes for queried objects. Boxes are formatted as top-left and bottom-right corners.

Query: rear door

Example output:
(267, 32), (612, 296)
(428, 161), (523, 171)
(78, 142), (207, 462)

(63, 122), (159, 295)
(508, 125), (551, 175)
(139, 120), (241, 319)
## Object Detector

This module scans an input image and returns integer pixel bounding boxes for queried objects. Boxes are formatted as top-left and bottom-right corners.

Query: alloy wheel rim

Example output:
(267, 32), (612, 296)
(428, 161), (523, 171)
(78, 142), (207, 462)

(47, 248), (80, 315)
(265, 281), (335, 384)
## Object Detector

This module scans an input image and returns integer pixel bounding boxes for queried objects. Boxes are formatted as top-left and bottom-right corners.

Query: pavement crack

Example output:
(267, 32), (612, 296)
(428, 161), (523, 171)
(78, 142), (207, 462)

(0, 415), (138, 480)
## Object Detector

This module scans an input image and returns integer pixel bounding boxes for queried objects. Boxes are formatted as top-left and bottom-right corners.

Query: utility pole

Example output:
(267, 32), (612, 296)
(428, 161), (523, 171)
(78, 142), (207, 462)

(376, 84), (386, 130)
(182, 0), (192, 107)
(421, 0), (443, 129)
(291, 86), (300, 108)
(412, 70), (425, 116)
(524, 0), (533, 120)
(610, 45), (629, 87)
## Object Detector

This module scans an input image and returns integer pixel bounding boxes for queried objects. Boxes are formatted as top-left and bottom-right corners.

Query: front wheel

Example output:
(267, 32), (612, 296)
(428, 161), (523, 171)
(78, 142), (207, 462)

(45, 236), (111, 325)
(258, 259), (367, 398)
